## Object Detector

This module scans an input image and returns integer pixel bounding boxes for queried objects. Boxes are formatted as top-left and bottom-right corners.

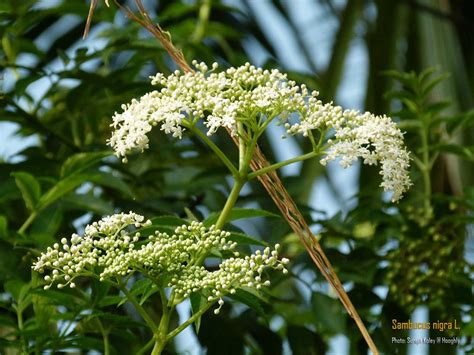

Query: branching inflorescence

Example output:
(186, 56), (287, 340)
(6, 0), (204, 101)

(33, 213), (288, 313)
(109, 62), (411, 202)
(33, 61), (411, 354)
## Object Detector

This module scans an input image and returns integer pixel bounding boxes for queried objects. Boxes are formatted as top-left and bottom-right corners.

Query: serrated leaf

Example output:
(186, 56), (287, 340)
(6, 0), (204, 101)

(12, 172), (41, 211)
(204, 208), (280, 227)
(60, 151), (111, 178)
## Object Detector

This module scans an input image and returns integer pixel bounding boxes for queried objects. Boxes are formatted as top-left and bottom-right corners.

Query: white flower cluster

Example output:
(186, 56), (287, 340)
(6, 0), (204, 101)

(171, 245), (288, 313)
(33, 213), (288, 310)
(108, 62), (307, 160)
(318, 112), (412, 202)
(33, 212), (151, 288)
(108, 62), (411, 201)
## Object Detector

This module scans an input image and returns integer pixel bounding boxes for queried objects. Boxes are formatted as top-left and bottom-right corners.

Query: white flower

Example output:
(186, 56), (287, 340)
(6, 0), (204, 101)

(109, 62), (411, 201)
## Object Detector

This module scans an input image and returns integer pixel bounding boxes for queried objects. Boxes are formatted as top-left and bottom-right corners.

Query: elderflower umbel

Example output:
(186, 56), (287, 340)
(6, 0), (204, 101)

(108, 62), (411, 201)
(33, 213), (288, 310)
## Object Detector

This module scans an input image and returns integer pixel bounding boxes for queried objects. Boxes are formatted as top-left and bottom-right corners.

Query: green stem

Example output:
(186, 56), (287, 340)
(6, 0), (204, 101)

(214, 124), (254, 229)
(103, 331), (110, 355)
(17, 307), (28, 353)
(420, 123), (432, 220)
(166, 302), (214, 341)
(116, 278), (159, 334)
(189, 125), (239, 177)
(238, 123), (246, 170)
(137, 338), (154, 355)
(248, 151), (320, 180)
(215, 178), (245, 229)
(18, 211), (37, 234)
(151, 340), (164, 355)
(411, 154), (425, 171)
(98, 320), (110, 355)
(157, 287), (170, 339)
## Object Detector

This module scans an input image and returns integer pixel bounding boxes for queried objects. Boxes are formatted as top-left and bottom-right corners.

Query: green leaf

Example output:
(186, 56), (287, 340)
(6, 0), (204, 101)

(227, 232), (267, 247)
(139, 215), (189, 236)
(431, 144), (474, 160)
(139, 283), (159, 306)
(396, 119), (422, 131)
(12, 172), (41, 211)
(421, 73), (450, 98)
(31, 288), (84, 306)
(117, 279), (156, 307)
(425, 101), (451, 116)
(204, 208), (280, 227)
(228, 288), (267, 317)
(287, 325), (326, 355)
(0, 215), (7, 239)
(190, 292), (207, 333)
(31, 206), (63, 236)
(445, 109), (474, 133)
(418, 67), (439, 85)
(85, 172), (134, 197)
(0, 315), (15, 328)
(150, 215), (189, 227)
(37, 174), (89, 211)
(31, 272), (57, 330)
(60, 151), (112, 178)
(38, 170), (135, 213)
(4, 279), (27, 302)
(98, 295), (123, 308)
(311, 292), (346, 335)
(63, 193), (114, 215)
(463, 319), (474, 337)
(401, 98), (418, 113)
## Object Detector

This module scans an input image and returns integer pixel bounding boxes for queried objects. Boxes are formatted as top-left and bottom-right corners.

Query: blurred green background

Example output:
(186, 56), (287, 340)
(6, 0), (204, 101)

(0, 0), (473, 354)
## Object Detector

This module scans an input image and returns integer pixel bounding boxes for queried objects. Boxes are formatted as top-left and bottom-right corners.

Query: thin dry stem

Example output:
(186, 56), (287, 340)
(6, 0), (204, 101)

(84, 0), (98, 39)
